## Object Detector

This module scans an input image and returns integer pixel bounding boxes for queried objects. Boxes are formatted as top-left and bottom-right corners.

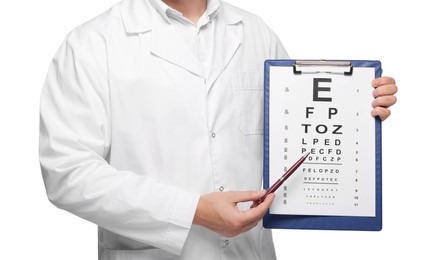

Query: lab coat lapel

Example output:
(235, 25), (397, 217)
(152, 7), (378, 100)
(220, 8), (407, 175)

(206, 7), (242, 89)
(120, 0), (204, 77)
(149, 25), (205, 78)
(120, 0), (243, 82)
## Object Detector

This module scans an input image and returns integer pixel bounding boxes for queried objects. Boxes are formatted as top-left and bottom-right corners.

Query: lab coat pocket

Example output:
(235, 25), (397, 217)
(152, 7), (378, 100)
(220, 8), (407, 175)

(233, 72), (264, 135)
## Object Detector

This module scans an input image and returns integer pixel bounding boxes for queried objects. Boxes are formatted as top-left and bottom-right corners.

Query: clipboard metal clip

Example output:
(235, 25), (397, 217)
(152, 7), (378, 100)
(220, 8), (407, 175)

(293, 60), (353, 76)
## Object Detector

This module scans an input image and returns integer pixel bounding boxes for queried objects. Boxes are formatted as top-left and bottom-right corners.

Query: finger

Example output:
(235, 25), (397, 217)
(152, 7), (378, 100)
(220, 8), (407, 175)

(259, 192), (275, 206)
(242, 193), (275, 222)
(372, 84), (398, 98)
(372, 76), (396, 88)
(372, 95), (397, 108)
(223, 194), (274, 237)
(230, 190), (267, 203)
(371, 107), (391, 121)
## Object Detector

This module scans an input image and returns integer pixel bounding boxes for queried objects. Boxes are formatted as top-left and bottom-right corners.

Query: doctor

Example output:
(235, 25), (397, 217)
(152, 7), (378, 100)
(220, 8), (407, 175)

(39, 0), (398, 259)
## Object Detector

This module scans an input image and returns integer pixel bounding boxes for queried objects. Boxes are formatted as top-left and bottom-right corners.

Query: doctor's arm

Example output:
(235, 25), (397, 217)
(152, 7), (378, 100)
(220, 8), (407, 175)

(39, 30), (199, 256)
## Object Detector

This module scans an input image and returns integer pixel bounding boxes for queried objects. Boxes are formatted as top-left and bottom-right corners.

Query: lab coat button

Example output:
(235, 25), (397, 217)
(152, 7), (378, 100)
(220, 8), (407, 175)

(219, 186), (224, 192)
(211, 133), (216, 138)
(224, 240), (229, 246)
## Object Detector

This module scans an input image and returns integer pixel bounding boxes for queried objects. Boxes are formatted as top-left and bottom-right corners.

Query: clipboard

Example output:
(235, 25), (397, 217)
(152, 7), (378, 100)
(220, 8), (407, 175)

(263, 59), (382, 231)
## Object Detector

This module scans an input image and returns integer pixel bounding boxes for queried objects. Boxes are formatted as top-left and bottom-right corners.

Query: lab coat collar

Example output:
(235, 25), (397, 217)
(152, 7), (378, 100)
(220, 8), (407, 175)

(120, 0), (153, 33)
(148, 0), (220, 25)
(120, 0), (243, 33)
(119, 0), (242, 79)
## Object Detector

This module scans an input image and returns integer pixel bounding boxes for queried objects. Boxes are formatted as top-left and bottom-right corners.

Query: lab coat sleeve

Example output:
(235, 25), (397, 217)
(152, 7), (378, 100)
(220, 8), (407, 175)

(39, 28), (199, 255)
(269, 28), (290, 60)
(252, 15), (289, 59)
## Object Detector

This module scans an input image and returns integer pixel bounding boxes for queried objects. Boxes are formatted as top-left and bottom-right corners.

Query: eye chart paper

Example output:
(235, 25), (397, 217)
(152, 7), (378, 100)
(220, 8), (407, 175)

(264, 60), (381, 222)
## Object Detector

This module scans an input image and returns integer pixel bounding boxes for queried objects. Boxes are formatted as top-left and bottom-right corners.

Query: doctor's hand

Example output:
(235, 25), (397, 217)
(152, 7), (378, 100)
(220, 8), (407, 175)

(193, 190), (274, 237)
(371, 76), (398, 121)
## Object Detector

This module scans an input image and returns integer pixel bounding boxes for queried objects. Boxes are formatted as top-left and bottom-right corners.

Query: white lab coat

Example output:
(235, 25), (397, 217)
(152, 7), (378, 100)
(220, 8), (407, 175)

(39, 0), (288, 259)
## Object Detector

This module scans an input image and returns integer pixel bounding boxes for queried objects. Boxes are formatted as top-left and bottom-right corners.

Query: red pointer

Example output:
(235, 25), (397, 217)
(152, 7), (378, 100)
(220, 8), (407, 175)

(257, 153), (310, 205)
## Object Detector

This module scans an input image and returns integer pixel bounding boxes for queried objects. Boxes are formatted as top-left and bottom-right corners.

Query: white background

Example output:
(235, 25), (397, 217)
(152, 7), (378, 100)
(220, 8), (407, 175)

(0, 0), (427, 259)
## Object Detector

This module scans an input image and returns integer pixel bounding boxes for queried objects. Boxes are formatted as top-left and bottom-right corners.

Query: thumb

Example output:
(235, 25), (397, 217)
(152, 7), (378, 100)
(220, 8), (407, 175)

(230, 190), (267, 203)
